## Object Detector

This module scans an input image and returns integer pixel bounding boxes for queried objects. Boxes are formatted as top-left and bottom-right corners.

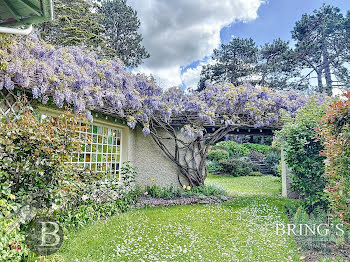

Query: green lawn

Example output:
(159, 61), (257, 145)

(206, 174), (282, 196)
(55, 176), (302, 262)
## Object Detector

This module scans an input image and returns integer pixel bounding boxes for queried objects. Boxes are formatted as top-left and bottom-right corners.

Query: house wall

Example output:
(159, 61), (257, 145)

(128, 126), (189, 188)
(0, 89), (192, 189)
(37, 104), (189, 188)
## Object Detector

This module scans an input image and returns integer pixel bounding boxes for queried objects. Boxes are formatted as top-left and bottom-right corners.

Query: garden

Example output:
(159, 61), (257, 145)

(0, 1), (350, 262)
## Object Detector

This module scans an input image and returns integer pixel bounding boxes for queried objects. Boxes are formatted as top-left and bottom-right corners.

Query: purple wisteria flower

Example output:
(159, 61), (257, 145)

(0, 36), (315, 139)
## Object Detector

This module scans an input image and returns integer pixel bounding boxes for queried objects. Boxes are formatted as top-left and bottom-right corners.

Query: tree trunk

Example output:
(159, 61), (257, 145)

(149, 119), (236, 187)
(322, 44), (333, 96)
(317, 70), (323, 93)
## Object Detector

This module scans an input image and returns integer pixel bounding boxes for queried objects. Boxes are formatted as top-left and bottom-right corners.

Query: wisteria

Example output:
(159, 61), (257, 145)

(0, 36), (323, 186)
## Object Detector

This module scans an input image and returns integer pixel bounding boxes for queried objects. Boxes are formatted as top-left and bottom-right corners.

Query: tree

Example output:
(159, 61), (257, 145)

(292, 4), (350, 95)
(198, 38), (303, 91)
(198, 38), (258, 90)
(258, 39), (306, 91)
(98, 0), (150, 67)
(39, 0), (107, 53)
(1, 36), (314, 187)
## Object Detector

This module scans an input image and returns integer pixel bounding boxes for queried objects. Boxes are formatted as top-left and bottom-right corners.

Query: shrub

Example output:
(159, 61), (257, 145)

(0, 102), (86, 207)
(218, 157), (259, 177)
(206, 160), (220, 174)
(0, 184), (28, 261)
(291, 206), (349, 251)
(143, 184), (227, 199)
(277, 99), (329, 212)
(207, 149), (229, 162)
(264, 151), (281, 176)
(242, 142), (273, 154)
(318, 92), (350, 224)
(185, 184), (227, 197)
(216, 141), (250, 157)
(53, 163), (139, 232)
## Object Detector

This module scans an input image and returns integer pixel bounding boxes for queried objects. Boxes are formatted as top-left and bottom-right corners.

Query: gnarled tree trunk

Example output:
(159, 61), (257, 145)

(149, 117), (236, 187)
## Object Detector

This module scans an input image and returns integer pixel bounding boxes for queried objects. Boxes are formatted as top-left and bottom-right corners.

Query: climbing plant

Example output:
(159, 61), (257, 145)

(0, 35), (317, 186)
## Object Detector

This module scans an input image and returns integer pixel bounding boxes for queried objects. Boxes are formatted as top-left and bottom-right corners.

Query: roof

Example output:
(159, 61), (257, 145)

(0, 0), (53, 26)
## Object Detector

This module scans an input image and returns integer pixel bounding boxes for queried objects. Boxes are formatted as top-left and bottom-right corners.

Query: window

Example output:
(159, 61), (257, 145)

(73, 122), (122, 179)
(41, 114), (122, 179)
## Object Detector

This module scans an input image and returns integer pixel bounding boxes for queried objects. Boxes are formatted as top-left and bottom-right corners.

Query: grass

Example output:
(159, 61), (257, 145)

(206, 174), (282, 196)
(53, 175), (302, 262)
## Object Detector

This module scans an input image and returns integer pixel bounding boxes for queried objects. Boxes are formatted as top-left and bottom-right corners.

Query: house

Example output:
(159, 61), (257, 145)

(0, 88), (188, 188)
(0, 1), (296, 195)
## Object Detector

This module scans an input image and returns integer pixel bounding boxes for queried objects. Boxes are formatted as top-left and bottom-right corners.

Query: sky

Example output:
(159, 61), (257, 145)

(128, 0), (350, 89)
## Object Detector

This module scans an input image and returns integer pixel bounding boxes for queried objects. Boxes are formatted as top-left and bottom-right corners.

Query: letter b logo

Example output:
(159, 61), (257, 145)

(25, 217), (64, 256)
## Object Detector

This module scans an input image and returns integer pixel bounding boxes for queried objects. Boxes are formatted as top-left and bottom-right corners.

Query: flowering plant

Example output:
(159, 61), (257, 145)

(0, 35), (318, 186)
(318, 92), (350, 224)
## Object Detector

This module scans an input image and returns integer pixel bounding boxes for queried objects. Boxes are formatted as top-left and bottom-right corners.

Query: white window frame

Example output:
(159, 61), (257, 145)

(40, 109), (123, 180)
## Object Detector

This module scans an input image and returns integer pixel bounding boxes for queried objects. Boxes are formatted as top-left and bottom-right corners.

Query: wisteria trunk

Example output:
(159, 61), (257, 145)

(149, 118), (236, 187)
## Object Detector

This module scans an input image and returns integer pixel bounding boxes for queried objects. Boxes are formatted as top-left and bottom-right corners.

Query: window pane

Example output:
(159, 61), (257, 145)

(68, 121), (122, 179)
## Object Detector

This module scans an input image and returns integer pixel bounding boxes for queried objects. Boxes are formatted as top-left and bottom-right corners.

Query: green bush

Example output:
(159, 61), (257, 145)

(216, 141), (250, 157)
(218, 157), (259, 177)
(185, 184), (227, 197)
(143, 184), (227, 199)
(277, 99), (329, 212)
(242, 143), (273, 154)
(290, 206), (349, 251)
(206, 160), (220, 174)
(207, 149), (229, 162)
(54, 195), (137, 232)
(0, 184), (28, 261)
(0, 103), (86, 207)
(318, 92), (350, 224)
(53, 163), (139, 232)
(264, 151), (281, 176)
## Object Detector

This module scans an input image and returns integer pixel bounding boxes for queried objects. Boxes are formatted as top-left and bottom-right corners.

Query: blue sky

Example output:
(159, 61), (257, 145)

(221, 0), (350, 46)
(130, 0), (350, 89)
(180, 0), (350, 89)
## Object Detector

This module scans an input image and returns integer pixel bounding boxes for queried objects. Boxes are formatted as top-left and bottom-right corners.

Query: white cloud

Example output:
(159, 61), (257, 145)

(181, 59), (215, 90)
(182, 66), (203, 90)
(129, 0), (264, 88)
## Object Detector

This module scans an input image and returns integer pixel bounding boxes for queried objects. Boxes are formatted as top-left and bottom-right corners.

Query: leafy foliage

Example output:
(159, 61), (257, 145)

(143, 184), (227, 199)
(98, 0), (150, 67)
(216, 141), (250, 157)
(218, 157), (259, 177)
(263, 151), (281, 177)
(39, 0), (107, 53)
(277, 99), (329, 212)
(0, 35), (312, 186)
(207, 149), (229, 162)
(0, 102), (85, 207)
(0, 184), (28, 261)
(318, 92), (350, 224)
(242, 142), (273, 154)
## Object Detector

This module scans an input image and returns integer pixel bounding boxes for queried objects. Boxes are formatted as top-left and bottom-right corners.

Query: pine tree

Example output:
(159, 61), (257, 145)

(98, 0), (150, 68)
(39, 0), (107, 52)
